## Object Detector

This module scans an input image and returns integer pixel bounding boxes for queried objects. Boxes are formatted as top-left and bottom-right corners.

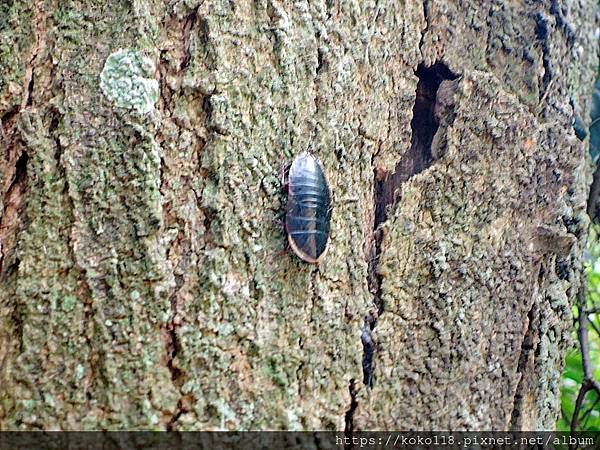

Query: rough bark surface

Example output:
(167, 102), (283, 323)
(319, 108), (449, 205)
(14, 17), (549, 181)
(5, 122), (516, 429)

(0, 0), (597, 431)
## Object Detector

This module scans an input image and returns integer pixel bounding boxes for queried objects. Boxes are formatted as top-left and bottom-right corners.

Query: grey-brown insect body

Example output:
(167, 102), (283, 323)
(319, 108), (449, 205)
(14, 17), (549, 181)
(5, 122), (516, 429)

(285, 152), (332, 263)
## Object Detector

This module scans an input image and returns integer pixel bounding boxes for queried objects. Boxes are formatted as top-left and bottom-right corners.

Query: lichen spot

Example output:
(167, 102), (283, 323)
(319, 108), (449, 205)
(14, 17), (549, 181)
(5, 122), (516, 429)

(100, 49), (158, 114)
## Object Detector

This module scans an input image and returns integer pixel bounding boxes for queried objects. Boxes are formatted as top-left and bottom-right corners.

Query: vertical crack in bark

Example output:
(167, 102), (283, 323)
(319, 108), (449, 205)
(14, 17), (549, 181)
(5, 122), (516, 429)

(1, 106), (20, 157)
(158, 5), (212, 429)
(344, 378), (358, 436)
(0, 105), (26, 362)
(364, 62), (458, 389)
(373, 63), (457, 229)
(165, 306), (183, 385)
(181, 6), (199, 72)
(25, 74), (35, 108)
(360, 314), (376, 388)
(2, 148), (28, 199)
(2, 141), (27, 354)
(163, 240), (186, 391)
(1, 0), (46, 279)
(0, 150), (29, 276)
(161, 255), (188, 426)
(510, 268), (542, 429)
(534, 12), (553, 102)
(2, 0), (46, 277)
(418, 0), (430, 54)
(296, 336), (304, 397)
(166, 397), (185, 432)
(21, 0), (46, 110)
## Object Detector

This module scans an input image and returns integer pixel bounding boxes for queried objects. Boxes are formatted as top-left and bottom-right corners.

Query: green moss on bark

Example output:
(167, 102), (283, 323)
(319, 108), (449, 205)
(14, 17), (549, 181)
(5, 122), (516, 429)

(0, 0), (598, 431)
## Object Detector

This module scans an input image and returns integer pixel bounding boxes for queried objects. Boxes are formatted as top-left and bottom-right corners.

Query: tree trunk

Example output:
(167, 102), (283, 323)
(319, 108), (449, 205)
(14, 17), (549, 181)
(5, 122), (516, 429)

(0, 0), (597, 431)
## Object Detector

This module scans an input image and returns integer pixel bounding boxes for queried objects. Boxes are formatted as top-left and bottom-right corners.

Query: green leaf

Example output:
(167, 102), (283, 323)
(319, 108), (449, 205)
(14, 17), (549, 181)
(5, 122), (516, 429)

(563, 350), (584, 384)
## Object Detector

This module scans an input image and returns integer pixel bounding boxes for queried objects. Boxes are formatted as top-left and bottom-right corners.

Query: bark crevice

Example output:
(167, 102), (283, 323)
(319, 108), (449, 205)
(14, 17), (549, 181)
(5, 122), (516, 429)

(1, 106), (20, 154)
(534, 12), (553, 100)
(343, 378), (358, 435)
(0, 150), (28, 275)
(296, 337), (304, 397)
(163, 237), (186, 390)
(181, 7), (199, 72)
(419, 0), (430, 54)
(360, 313), (376, 388)
(363, 61), (458, 388)
(166, 398), (186, 432)
(0, 0), (595, 431)
(510, 272), (541, 429)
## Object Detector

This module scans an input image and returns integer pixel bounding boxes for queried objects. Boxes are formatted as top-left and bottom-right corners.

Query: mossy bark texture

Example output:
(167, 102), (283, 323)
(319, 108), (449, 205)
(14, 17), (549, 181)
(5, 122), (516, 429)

(0, 0), (598, 431)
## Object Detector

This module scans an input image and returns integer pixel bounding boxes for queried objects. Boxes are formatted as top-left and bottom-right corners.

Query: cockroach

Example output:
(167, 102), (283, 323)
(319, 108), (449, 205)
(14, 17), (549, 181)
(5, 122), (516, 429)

(283, 152), (332, 264)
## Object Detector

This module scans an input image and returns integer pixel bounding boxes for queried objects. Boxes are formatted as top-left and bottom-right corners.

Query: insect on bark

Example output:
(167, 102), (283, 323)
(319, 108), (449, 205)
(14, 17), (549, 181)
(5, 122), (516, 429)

(284, 152), (332, 264)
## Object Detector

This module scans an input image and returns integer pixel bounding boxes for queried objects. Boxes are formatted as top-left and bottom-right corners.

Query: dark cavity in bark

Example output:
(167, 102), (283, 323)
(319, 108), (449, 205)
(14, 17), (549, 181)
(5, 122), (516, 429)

(364, 61), (458, 389)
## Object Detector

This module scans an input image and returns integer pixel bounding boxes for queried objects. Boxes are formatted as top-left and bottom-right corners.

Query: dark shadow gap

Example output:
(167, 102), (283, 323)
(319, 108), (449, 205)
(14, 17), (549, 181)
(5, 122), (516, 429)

(374, 62), (458, 227)
(343, 379), (358, 436)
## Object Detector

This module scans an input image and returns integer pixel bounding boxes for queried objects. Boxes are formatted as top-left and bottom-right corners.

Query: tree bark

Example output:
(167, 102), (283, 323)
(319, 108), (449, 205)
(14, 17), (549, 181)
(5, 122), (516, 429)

(0, 0), (597, 431)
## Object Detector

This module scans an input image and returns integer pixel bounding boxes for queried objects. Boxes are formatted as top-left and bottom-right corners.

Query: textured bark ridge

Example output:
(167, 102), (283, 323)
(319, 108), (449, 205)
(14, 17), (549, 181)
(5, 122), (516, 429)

(0, 0), (597, 431)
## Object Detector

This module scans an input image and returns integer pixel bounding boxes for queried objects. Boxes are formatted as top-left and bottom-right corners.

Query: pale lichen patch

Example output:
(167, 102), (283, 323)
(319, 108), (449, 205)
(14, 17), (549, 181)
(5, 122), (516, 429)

(100, 48), (158, 114)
